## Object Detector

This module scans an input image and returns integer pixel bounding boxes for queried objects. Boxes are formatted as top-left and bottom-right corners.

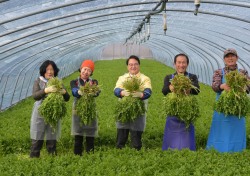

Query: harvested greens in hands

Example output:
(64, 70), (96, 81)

(76, 81), (100, 125)
(39, 77), (67, 130)
(163, 74), (200, 127)
(115, 76), (146, 123)
(215, 70), (250, 117)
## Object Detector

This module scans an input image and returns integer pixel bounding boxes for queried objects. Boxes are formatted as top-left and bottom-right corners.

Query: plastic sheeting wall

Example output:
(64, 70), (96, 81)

(0, 0), (250, 110)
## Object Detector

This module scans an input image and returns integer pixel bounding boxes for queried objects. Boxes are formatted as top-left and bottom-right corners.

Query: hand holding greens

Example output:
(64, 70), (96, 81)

(39, 77), (67, 130)
(76, 82), (100, 125)
(215, 70), (250, 117)
(115, 76), (146, 123)
(163, 74), (200, 127)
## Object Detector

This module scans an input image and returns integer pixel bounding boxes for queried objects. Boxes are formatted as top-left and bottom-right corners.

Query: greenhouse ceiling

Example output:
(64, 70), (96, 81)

(0, 0), (250, 110)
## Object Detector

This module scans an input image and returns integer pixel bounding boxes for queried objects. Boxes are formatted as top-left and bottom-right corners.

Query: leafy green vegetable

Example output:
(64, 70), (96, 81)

(115, 96), (145, 123)
(114, 76), (146, 122)
(2, 59), (250, 175)
(47, 77), (64, 89)
(171, 74), (198, 95)
(163, 93), (199, 127)
(122, 76), (143, 93)
(75, 82), (100, 125)
(215, 70), (250, 117)
(163, 74), (200, 127)
(38, 77), (67, 130)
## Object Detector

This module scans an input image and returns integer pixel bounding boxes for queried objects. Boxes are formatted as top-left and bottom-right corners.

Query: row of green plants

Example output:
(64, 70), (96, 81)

(0, 59), (250, 175)
(2, 148), (250, 175)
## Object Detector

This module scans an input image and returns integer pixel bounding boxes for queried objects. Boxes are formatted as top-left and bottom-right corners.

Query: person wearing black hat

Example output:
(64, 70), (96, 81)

(206, 48), (250, 152)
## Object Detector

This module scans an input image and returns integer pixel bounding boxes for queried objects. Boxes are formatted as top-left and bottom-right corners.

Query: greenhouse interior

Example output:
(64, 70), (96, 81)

(0, 0), (250, 175)
(1, 0), (249, 110)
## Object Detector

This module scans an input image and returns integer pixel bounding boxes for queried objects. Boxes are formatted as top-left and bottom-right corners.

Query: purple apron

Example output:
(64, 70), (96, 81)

(162, 116), (195, 151)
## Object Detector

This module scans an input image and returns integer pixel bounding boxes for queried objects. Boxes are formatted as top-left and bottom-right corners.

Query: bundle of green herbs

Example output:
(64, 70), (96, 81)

(215, 70), (250, 117)
(115, 76), (145, 123)
(163, 74), (200, 127)
(39, 77), (67, 130)
(76, 82), (100, 125)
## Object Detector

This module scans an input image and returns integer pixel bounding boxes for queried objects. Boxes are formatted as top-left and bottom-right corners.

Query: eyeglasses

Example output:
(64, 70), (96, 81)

(128, 63), (139, 67)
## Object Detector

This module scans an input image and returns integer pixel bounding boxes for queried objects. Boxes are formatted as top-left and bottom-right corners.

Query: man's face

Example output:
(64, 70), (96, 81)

(174, 56), (188, 74)
(127, 58), (140, 75)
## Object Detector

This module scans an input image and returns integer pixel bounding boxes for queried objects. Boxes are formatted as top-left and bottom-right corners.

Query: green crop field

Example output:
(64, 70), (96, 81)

(1, 59), (250, 175)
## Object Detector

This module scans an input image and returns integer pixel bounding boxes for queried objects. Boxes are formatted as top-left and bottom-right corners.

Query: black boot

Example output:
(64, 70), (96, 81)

(130, 130), (143, 151)
(86, 137), (95, 153)
(74, 135), (83, 156)
(46, 140), (57, 156)
(30, 140), (43, 158)
(116, 129), (129, 149)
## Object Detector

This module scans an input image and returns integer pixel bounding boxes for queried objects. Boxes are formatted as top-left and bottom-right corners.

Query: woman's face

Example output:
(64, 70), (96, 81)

(224, 54), (238, 67)
(80, 67), (92, 80)
(44, 64), (54, 79)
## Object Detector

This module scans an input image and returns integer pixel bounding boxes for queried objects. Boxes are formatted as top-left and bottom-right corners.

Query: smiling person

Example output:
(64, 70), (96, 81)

(114, 55), (152, 150)
(162, 53), (200, 151)
(206, 48), (250, 152)
(30, 60), (70, 158)
(70, 60), (100, 155)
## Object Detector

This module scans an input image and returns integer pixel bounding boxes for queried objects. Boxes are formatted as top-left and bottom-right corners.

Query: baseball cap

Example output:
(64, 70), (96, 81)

(223, 48), (237, 58)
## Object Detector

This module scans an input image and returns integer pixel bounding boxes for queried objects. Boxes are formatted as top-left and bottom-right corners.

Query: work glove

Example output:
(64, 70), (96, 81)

(121, 90), (130, 97)
(78, 89), (84, 96)
(44, 86), (57, 93)
(88, 93), (96, 96)
(132, 91), (143, 98)
(59, 89), (66, 94)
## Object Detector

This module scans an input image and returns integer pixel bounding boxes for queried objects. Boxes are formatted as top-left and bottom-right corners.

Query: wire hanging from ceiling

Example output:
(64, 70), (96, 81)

(125, 0), (201, 44)
(125, 0), (168, 44)
(194, 0), (201, 15)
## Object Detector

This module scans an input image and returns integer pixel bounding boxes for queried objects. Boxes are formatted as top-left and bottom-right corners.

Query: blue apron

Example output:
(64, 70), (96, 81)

(206, 69), (246, 152)
(162, 73), (196, 151)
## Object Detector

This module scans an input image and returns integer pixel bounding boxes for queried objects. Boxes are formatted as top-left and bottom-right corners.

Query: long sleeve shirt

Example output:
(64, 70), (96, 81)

(162, 71), (200, 96)
(70, 77), (100, 98)
(32, 77), (70, 102)
(212, 66), (250, 93)
(114, 72), (152, 100)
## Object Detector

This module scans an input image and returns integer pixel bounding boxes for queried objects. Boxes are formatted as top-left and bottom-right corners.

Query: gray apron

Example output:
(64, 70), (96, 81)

(116, 99), (148, 131)
(30, 78), (61, 140)
(71, 77), (98, 137)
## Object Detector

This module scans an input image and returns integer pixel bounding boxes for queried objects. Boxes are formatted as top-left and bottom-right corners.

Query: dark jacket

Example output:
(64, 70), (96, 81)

(33, 77), (70, 101)
(70, 77), (99, 98)
(162, 72), (200, 96)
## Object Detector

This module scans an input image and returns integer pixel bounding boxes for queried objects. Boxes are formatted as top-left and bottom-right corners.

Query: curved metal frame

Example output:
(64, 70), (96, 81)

(0, 0), (250, 110)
